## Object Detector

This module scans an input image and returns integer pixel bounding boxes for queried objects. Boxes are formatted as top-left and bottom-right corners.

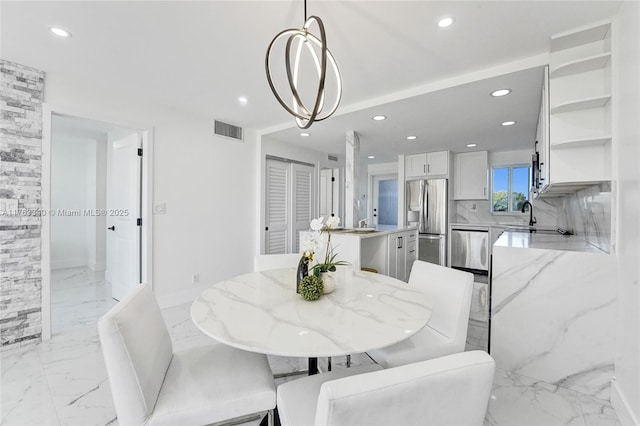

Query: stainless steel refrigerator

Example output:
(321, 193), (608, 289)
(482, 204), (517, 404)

(406, 179), (447, 266)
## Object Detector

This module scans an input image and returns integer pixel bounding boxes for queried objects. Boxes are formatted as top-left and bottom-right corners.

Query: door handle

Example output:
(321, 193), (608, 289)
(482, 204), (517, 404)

(107, 226), (115, 231)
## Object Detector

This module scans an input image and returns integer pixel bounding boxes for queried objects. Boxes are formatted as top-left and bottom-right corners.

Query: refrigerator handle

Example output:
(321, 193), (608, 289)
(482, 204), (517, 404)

(417, 180), (425, 232)
(424, 181), (429, 228)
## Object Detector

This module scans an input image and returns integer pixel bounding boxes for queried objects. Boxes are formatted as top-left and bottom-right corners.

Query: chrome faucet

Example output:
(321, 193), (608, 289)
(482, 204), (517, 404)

(521, 201), (537, 227)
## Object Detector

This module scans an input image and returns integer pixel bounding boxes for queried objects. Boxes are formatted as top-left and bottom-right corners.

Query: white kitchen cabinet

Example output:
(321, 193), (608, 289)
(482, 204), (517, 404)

(539, 21), (612, 196)
(388, 230), (417, 282)
(533, 66), (550, 194)
(405, 153), (427, 179)
(426, 151), (449, 177)
(453, 151), (488, 200)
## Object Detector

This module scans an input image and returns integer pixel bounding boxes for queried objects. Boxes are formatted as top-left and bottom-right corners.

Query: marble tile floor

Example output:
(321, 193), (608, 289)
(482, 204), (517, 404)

(2, 300), (622, 425)
(51, 267), (118, 334)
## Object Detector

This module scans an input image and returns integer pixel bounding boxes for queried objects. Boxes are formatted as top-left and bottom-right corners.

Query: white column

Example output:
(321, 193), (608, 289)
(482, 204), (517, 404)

(345, 131), (360, 228)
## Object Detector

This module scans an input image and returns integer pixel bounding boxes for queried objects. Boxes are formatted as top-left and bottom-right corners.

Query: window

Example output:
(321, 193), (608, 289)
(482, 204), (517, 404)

(492, 165), (531, 213)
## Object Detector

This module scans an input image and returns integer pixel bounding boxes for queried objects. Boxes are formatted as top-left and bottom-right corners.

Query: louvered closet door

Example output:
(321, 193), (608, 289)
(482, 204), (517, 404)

(265, 159), (290, 254)
(292, 163), (314, 253)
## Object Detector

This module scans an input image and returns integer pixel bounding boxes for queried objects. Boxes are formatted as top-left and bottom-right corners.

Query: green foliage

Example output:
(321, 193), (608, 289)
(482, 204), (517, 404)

(512, 192), (527, 211)
(299, 275), (324, 301)
(493, 190), (508, 212)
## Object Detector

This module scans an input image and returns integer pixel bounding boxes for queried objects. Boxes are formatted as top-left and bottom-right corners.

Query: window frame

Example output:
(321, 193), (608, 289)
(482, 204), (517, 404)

(490, 164), (531, 215)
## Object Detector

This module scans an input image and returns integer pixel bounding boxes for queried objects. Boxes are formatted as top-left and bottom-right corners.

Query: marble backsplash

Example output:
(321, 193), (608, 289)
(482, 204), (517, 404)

(451, 197), (562, 227)
(560, 183), (611, 253)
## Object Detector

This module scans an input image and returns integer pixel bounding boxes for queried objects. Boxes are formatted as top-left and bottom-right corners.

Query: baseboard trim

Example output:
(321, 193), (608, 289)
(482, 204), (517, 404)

(88, 261), (106, 272)
(156, 284), (211, 310)
(51, 259), (86, 270)
(611, 379), (640, 426)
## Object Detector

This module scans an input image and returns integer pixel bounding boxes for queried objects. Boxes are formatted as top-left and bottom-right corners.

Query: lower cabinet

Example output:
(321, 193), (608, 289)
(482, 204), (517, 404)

(388, 230), (417, 282)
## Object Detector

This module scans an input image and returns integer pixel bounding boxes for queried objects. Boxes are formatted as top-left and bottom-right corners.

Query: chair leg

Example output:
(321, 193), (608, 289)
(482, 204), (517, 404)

(268, 409), (274, 426)
(346, 354), (351, 368)
(328, 356), (332, 371)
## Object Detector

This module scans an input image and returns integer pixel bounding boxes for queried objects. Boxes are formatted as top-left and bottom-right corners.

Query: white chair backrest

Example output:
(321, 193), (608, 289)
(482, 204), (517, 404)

(98, 284), (173, 425)
(314, 350), (495, 426)
(408, 260), (473, 340)
(253, 253), (301, 272)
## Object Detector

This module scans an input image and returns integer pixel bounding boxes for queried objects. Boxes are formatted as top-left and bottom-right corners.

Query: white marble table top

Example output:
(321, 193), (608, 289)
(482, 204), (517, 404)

(191, 268), (432, 358)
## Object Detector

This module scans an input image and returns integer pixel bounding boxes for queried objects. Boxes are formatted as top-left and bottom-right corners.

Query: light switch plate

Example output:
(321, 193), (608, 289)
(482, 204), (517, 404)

(153, 202), (166, 214)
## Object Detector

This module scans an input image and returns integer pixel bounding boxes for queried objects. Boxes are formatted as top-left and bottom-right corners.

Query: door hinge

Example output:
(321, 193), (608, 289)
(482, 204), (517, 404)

(137, 218), (142, 226)
(137, 148), (143, 156)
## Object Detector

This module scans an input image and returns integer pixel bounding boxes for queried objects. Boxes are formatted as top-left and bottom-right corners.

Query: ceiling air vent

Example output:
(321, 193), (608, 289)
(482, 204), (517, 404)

(328, 154), (338, 162)
(214, 120), (243, 141)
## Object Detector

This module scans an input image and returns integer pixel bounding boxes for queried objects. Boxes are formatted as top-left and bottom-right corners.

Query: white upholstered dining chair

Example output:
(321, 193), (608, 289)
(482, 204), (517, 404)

(367, 260), (474, 368)
(277, 350), (495, 426)
(98, 284), (276, 426)
(254, 253), (301, 272)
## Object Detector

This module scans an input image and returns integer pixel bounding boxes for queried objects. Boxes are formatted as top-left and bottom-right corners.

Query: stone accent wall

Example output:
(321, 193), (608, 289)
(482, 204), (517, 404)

(0, 60), (45, 349)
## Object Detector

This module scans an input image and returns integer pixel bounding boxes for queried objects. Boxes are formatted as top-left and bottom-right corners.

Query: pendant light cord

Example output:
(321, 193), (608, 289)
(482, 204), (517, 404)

(304, 0), (307, 21)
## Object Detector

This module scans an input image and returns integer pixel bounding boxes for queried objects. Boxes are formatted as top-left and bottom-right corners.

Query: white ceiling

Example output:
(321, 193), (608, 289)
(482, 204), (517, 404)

(2, 1), (622, 161)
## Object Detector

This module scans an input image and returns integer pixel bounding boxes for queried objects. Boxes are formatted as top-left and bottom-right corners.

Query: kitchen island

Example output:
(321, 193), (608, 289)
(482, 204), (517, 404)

(300, 227), (418, 282)
(491, 230), (616, 399)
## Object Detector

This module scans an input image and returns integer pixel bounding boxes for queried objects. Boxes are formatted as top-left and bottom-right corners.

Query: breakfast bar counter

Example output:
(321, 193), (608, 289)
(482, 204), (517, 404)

(490, 231), (616, 400)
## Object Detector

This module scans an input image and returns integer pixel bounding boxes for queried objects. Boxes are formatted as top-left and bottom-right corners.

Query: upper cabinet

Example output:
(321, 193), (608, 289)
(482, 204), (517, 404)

(454, 151), (488, 200)
(426, 151), (449, 177)
(405, 153), (427, 179)
(405, 151), (449, 179)
(539, 20), (612, 196)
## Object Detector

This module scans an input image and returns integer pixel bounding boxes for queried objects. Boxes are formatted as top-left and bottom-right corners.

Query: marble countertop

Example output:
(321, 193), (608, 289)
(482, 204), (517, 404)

(449, 221), (554, 229)
(494, 231), (604, 253)
(323, 226), (418, 239)
(191, 268), (432, 357)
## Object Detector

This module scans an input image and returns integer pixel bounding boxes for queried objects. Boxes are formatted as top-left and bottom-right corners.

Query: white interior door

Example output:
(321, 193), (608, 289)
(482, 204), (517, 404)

(319, 169), (333, 218)
(107, 132), (141, 301)
(292, 163), (314, 253)
(265, 159), (290, 254)
(319, 168), (339, 219)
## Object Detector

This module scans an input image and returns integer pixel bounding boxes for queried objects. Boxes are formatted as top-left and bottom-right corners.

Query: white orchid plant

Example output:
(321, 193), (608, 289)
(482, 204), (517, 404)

(303, 216), (349, 276)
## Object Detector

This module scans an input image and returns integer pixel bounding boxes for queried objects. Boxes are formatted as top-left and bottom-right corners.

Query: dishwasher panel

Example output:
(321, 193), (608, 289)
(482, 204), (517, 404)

(451, 228), (489, 272)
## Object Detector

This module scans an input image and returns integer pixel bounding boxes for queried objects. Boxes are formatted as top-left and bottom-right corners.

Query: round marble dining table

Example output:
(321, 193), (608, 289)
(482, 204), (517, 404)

(191, 268), (432, 360)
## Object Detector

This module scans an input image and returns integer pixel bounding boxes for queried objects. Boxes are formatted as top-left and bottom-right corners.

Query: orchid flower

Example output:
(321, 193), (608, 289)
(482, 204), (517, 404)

(310, 217), (324, 231)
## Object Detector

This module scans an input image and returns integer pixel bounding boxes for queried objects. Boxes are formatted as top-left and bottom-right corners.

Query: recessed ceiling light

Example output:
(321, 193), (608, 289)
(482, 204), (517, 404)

(501, 121), (516, 126)
(372, 115), (387, 121)
(368, 155), (375, 159)
(467, 143), (478, 147)
(300, 132), (310, 137)
(491, 89), (512, 97)
(238, 96), (248, 104)
(438, 17), (455, 28)
(49, 27), (71, 38)
(406, 136), (417, 140)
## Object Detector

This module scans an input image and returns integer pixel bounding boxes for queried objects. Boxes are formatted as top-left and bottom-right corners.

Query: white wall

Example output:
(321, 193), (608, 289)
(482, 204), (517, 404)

(612, 2), (640, 424)
(489, 149), (531, 167)
(51, 136), (92, 270)
(45, 76), (259, 306)
(93, 136), (107, 271)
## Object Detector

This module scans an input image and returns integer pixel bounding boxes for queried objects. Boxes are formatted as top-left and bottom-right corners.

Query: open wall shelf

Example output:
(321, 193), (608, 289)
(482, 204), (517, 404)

(551, 21), (611, 52)
(551, 52), (611, 78)
(551, 136), (611, 149)
(550, 94), (611, 114)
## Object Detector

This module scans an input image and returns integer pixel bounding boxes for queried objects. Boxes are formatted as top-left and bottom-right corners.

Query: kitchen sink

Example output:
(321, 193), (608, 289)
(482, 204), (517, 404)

(505, 227), (569, 235)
